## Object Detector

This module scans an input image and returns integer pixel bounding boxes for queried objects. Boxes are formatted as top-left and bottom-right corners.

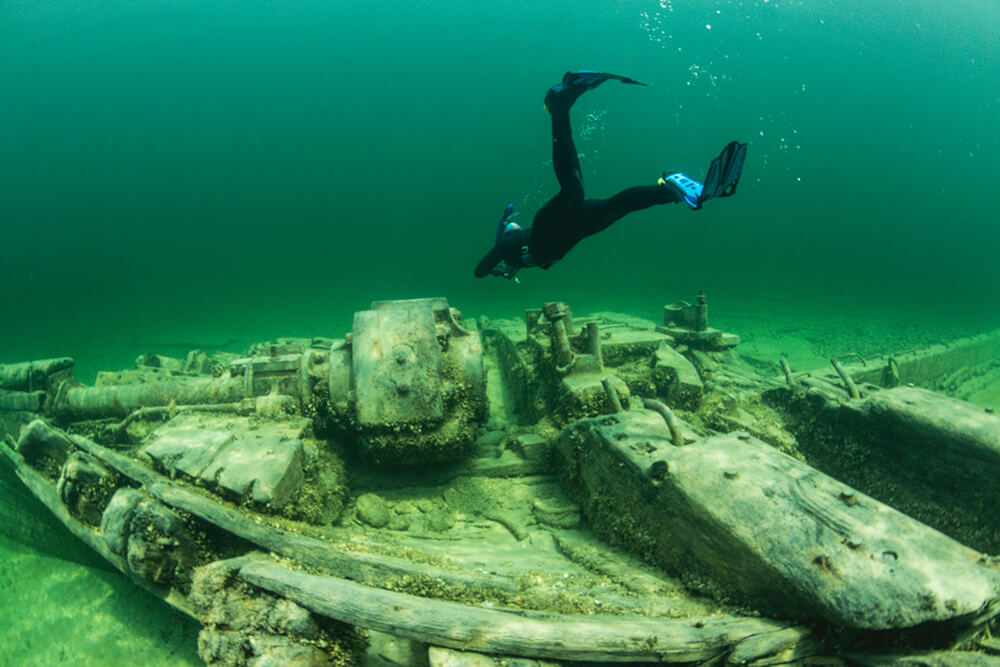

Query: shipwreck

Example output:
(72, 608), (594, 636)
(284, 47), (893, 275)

(3, 295), (1000, 666)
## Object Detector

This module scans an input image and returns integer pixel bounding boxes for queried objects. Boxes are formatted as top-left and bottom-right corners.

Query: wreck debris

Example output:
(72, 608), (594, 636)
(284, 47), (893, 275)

(601, 377), (623, 413)
(235, 555), (803, 663)
(54, 374), (246, 421)
(776, 380), (1000, 554)
(660, 292), (739, 350)
(885, 355), (902, 387)
(642, 398), (685, 446)
(540, 301), (575, 372)
(142, 414), (306, 510)
(2, 298), (1000, 664)
(349, 298), (487, 464)
(556, 409), (1000, 634)
(101, 488), (197, 587)
(831, 357), (862, 399)
(586, 321), (603, 367)
(0, 357), (74, 392)
(56, 450), (116, 526)
(780, 357), (794, 387)
(190, 558), (367, 666)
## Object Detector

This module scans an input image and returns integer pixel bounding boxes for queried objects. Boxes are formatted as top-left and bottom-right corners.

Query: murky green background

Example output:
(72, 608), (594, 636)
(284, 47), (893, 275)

(2, 0), (998, 663)
(3, 0), (999, 381)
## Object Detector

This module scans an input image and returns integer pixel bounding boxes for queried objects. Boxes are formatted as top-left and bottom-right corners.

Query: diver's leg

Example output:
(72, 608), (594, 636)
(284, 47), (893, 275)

(547, 104), (584, 206)
(539, 70), (649, 207)
(531, 72), (652, 262)
(528, 87), (586, 261)
(578, 185), (681, 237)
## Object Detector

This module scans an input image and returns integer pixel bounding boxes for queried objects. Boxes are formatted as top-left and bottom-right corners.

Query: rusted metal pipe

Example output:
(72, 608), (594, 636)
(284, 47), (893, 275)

(551, 318), (574, 370)
(602, 378), (622, 413)
(543, 303), (575, 371)
(587, 322), (603, 368)
(780, 358), (793, 388)
(695, 291), (708, 332)
(830, 358), (861, 399)
(835, 352), (867, 367)
(56, 375), (246, 420)
(643, 398), (684, 446)
(886, 357), (901, 387)
(525, 309), (542, 337)
(111, 402), (252, 440)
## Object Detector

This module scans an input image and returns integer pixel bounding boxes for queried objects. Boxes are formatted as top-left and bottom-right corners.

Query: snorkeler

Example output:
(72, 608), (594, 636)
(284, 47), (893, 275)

(474, 70), (747, 281)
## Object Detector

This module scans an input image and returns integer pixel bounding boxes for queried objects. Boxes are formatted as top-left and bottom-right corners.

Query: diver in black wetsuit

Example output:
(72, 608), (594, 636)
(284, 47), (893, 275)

(474, 71), (747, 281)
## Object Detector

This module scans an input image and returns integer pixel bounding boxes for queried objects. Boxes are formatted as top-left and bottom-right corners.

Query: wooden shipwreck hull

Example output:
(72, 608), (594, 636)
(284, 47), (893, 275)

(2, 296), (1000, 666)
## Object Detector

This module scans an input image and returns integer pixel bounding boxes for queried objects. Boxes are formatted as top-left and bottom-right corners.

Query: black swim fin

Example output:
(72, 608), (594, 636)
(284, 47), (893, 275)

(561, 70), (648, 90)
(545, 70), (648, 111)
(699, 141), (747, 203)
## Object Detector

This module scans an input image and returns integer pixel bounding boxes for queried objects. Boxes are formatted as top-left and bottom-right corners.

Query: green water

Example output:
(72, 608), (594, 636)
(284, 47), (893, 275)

(2, 0), (998, 663)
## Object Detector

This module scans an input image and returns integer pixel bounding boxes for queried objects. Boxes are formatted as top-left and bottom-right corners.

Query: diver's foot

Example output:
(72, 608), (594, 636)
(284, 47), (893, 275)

(544, 72), (593, 112)
(658, 171), (704, 210)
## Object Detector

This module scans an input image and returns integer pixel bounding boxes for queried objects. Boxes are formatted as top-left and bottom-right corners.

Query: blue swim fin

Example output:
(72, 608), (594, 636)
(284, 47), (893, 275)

(659, 142), (747, 210)
(659, 172), (704, 210)
(701, 141), (747, 202)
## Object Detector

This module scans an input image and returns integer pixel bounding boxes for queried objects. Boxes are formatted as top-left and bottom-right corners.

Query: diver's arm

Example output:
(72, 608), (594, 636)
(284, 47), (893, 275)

(474, 244), (507, 278)
(476, 225), (532, 279)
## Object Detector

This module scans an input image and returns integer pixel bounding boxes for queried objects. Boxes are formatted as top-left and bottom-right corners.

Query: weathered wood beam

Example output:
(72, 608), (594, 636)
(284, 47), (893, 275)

(237, 557), (807, 663)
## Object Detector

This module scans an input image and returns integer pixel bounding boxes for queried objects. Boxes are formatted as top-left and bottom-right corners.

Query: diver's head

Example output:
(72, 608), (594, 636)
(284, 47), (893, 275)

(502, 221), (523, 237)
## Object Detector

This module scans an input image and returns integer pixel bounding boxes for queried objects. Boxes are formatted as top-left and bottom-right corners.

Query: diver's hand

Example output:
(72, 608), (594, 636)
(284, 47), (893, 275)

(490, 266), (520, 283)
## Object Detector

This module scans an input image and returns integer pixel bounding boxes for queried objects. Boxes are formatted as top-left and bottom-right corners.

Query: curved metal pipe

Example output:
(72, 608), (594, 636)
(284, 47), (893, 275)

(643, 398), (684, 446)
(780, 358), (793, 388)
(830, 358), (861, 399)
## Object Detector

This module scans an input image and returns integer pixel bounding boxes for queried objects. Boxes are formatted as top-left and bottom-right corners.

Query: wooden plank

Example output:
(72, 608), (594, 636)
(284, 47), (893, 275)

(861, 386), (1000, 471)
(0, 440), (123, 568)
(0, 439), (196, 618)
(58, 427), (519, 595)
(792, 383), (1000, 554)
(556, 410), (1000, 634)
(237, 558), (803, 663)
(0, 357), (73, 391)
(849, 328), (1000, 387)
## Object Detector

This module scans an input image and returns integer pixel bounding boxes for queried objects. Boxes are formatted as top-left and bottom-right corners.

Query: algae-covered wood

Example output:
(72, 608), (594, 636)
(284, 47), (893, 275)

(858, 386), (1000, 473)
(0, 437), (197, 618)
(237, 557), (807, 663)
(556, 409), (1000, 634)
(37, 422), (521, 595)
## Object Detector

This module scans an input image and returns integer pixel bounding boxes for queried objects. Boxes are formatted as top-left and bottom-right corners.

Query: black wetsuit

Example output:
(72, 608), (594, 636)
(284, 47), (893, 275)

(474, 95), (680, 278)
